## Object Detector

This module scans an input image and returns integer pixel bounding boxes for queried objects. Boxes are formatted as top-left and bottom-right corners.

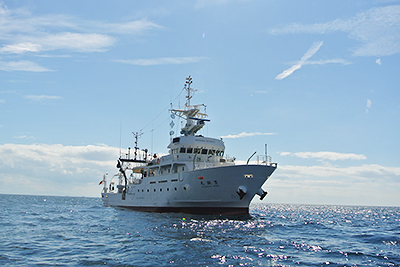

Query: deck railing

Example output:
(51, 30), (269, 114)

(256, 155), (277, 167)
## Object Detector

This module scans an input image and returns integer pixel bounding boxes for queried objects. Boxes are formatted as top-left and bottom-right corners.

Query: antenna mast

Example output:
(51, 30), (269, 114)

(132, 131), (143, 161)
(170, 76), (209, 136)
(184, 75), (195, 108)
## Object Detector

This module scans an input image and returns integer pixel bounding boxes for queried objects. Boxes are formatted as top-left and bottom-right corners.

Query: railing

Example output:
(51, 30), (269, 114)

(256, 155), (277, 167)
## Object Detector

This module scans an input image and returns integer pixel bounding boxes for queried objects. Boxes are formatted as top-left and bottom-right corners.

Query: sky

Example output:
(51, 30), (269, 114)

(0, 0), (399, 207)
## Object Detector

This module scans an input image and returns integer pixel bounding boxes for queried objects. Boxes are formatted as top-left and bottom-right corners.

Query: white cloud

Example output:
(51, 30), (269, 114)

(304, 58), (351, 66)
(40, 32), (115, 53)
(276, 41), (326, 80)
(13, 135), (35, 140)
(265, 163), (400, 206)
(101, 19), (164, 34)
(366, 99), (372, 113)
(24, 95), (62, 101)
(221, 132), (276, 139)
(0, 60), (53, 72)
(0, 143), (119, 197)
(0, 5), (162, 57)
(0, 42), (42, 54)
(376, 58), (382, 65)
(276, 163), (400, 183)
(269, 5), (400, 57)
(280, 151), (367, 161)
(0, 33), (115, 54)
(114, 57), (209, 66)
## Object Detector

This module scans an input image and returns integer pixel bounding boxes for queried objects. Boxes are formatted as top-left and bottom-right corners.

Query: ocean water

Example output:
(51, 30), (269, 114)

(0, 195), (399, 267)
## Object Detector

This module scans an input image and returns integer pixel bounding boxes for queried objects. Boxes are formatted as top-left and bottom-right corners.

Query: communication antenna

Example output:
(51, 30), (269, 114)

(184, 75), (196, 108)
(265, 144), (268, 158)
(132, 131), (143, 161)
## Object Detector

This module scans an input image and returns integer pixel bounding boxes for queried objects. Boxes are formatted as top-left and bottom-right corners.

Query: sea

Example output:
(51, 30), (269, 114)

(0, 194), (399, 267)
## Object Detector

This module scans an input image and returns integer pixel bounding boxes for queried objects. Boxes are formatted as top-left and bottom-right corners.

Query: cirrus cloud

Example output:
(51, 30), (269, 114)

(0, 60), (53, 72)
(269, 5), (400, 57)
(280, 151), (367, 161)
(114, 57), (209, 66)
(0, 4), (163, 72)
(24, 95), (62, 101)
(221, 132), (276, 139)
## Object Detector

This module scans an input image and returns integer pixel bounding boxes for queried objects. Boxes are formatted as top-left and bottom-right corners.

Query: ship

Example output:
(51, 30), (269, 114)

(101, 76), (277, 215)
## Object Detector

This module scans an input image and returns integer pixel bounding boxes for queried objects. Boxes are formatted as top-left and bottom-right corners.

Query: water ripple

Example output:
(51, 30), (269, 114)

(0, 195), (399, 266)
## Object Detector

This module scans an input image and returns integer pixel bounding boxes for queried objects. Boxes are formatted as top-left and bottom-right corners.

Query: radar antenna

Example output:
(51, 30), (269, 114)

(170, 76), (210, 136)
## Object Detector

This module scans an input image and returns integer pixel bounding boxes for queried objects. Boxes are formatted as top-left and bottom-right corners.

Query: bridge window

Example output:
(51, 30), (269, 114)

(186, 147), (193, 153)
(180, 147), (186, 153)
(216, 150), (224, 156)
(201, 149), (208, 155)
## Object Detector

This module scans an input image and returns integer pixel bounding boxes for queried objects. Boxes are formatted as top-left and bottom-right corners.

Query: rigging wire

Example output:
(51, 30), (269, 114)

(139, 87), (185, 134)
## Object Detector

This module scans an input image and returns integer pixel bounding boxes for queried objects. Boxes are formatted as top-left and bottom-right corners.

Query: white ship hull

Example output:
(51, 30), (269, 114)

(100, 76), (278, 215)
(102, 164), (276, 215)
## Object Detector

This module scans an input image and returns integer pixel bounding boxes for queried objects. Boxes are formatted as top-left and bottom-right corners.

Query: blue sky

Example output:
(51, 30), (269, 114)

(0, 0), (399, 206)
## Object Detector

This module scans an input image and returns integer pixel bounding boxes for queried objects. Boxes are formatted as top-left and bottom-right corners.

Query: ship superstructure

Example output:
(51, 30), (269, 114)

(101, 76), (277, 215)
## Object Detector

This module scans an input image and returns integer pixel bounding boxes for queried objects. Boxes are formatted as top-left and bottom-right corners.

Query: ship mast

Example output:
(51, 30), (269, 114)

(170, 76), (210, 136)
(132, 131), (143, 161)
(184, 76), (194, 108)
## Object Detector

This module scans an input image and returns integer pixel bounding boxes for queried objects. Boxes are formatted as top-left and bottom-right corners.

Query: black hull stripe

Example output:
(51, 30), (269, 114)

(111, 205), (249, 215)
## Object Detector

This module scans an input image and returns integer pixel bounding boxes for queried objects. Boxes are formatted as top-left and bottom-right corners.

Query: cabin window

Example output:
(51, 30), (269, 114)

(216, 150), (224, 156)
(180, 147), (186, 153)
(201, 149), (208, 155)
(187, 147), (193, 153)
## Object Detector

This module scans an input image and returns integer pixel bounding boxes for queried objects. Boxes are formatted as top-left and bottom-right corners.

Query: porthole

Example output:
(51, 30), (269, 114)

(160, 188), (162, 192)
(174, 187), (177, 191)
(154, 189), (156, 192)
